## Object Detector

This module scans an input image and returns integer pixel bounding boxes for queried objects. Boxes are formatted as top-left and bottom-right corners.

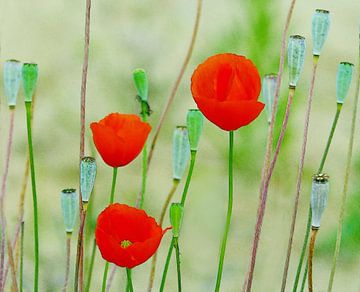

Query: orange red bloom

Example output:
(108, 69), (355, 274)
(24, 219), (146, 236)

(90, 113), (151, 168)
(95, 203), (170, 268)
(191, 53), (264, 131)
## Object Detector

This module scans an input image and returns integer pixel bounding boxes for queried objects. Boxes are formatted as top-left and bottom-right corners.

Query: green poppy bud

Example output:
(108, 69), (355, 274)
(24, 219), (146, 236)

(172, 126), (190, 180)
(4, 60), (22, 107)
(310, 173), (329, 229)
(312, 9), (330, 56)
(80, 157), (97, 203)
(336, 62), (354, 104)
(22, 63), (39, 102)
(133, 68), (148, 102)
(170, 203), (184, 238)
(186, 109), (204, 151)
(261, 74), (278, 123)
(60, 189), (79, 233)
(288, 35), (306, 88)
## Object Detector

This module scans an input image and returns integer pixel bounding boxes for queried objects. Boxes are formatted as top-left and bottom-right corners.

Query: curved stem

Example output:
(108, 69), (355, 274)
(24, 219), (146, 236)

(174, 238), (182, 292)
(214, 131), (234, 291)
(126, 269), (134, 292)
(159, 180), (180, 228)
(159, 238), (175, 292)
(308, 228), (318, 292)
(281, 57), (319, 292)
(25, 101), (39, 292)
(63, 233), (72, 292)
(85, 239), (96, 292)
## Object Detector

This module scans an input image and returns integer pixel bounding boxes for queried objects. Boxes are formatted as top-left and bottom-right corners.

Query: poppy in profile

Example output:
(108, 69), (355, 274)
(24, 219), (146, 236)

(191, 53), (264, 131)
(95, 203), (170, 268)
(90, 113), (151, 168)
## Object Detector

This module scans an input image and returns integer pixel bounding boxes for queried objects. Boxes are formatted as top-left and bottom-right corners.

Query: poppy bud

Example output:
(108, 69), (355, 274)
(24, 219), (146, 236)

(133, 68), (148, 102)
(60, 189), (79, 233)
(22, 63), (39, 103)
(310, 173), (329, 229)
(312, 9), (330, 56)
(288, 35), (306, 88)
(4, 59), (22, 107)
(336, 62), (354, 104)
(172, 126), (191, 180)
(80, 157), (97, 203)
(169, 203), (184, 238)
(186, 109), (204, 151)
(261, 74), (278, 123)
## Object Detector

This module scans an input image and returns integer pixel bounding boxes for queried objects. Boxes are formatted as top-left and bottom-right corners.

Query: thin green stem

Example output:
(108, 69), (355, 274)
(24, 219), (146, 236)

(215, 131), (234, 292)
(25, 101), (39, 292)
(180, 151), (197, 206)
(20, 222), (24, 292)
(174, 238), (182, 292)
(63, 233), (72, 292)
(299, 260), (308, 292)
(159, 238), (175, 292)
(139, 113), (148, 209)
(85, 239), (96, 292)
(126, 269), (134, 292)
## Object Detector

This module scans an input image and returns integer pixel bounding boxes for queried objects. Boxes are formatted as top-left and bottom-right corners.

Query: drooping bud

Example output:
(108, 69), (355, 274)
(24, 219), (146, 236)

(312, 9), (330, 56)
(169, 203), (184, 238)
(186, 109), (204, 151)
(261, 74), (278, 123)
(22, 63), (39, 102)
(336, 62), (354, 104)
(60, 189), (79, 233)
(80, 157), (97, 203)
(310, 173), (329, 229)
(133, 68), (148, 102)
(4, 60), (22, 107)
(288, 35), (306, 88)
(172, 126), (191, 180)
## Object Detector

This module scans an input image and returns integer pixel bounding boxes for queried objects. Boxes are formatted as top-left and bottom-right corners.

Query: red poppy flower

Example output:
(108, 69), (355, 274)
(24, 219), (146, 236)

(191, 53), (264, 131)
(95, 203), (170, 268)
(90, 113), (151, 168)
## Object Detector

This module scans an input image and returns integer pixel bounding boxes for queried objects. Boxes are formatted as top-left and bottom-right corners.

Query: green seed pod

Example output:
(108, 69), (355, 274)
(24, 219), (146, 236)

(170, 203), (184, 238)
(186, 109), (204, 151)
(4, 60), (22, 107)
(261, 74), (278, 123)
(288, 35), (306, 88)
(60, 189), (79, 233)
(22, 63), (39, 102)
(336, 62), (354, 104)
(80, 157), (97, 203)
(133, 68), (148, 102)
(172, 126), (190, 180)
(312, 9), (330, 56)
(310, 173), (329, 229)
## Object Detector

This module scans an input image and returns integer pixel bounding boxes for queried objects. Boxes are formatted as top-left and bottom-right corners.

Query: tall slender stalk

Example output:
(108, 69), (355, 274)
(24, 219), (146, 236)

(214, 131), (234, 291)
(126, 269), (134, 292)
(281, 57), (319, 291)
(299, 261), (308, 292)
(63, 233), (72, 292)
(85, 239), (96, 292)
(19, 222), (24, 292)
(159, 238), (175, 292)
(6, 236), (18, 292)
(74, 207), (87, 292)
(139, 111), (148, 209)
(327, 33), (360, 292)
(174, 238), (182, 292)
(308, 228), (318, 292)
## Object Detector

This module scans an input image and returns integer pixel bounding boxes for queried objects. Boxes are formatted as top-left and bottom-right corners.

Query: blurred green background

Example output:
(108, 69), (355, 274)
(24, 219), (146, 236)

(0, 0), (359, 291)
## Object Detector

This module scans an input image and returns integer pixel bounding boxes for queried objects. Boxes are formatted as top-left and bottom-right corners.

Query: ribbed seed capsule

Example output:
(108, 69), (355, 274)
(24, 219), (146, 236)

(186, 109), (204, 151)
(261, 74), (278, 123)
(80, 157), (97, 203)
(172, 126), (191, 180)
(336, 62), (354, 104)
(312, 9), (330, 56)
(22, 63), (39, 102)
(170, 203), (184, 238)
(133, 68), (148, 102)
(310, 173), (329, 229)
(4, 60), (22, 107)
(288, 35), (306, 88)
(60, 189), (79, 233)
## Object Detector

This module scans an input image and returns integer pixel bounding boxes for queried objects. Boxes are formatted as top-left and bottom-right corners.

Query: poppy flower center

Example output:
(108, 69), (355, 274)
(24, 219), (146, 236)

(120, 240), (133, 249)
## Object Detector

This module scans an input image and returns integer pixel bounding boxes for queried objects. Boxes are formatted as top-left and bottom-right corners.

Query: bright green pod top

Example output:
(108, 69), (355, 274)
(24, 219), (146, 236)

(310, 173), (329, 228)
(80, 157), (97, 202)
(186, 109), (204, 151)
(336, 62), (354, 104)
(133, 68), (148, 102)
(288, 35), (306, 88)
(312, 9), (330, 56)
(261, 74), (278, 123)
(4, 60), (22, 107)
(22, 63), (39, 102)
(172, 126), (191, 180)
(60, 189), (79, 233)
(170, 203), (184, 238)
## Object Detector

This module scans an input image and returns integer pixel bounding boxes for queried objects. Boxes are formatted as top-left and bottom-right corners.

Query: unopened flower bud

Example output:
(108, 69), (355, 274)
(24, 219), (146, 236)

(310, 173), (329, 229)
(4, 60), (22, 107)
(133, 68), (148, 102)
(261, 74), (278, 123)
(312, 9), (330, 56)
(170, 203), (184, 238)
(186, 109), (204, 151)
(60, 189), (79, 233)
(80, 157), (97, 203)
(172, 126), (190, 180)
(22, 63), (39, 102)
(288, 35), (306, 88)
(336, 62), (354, 104)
